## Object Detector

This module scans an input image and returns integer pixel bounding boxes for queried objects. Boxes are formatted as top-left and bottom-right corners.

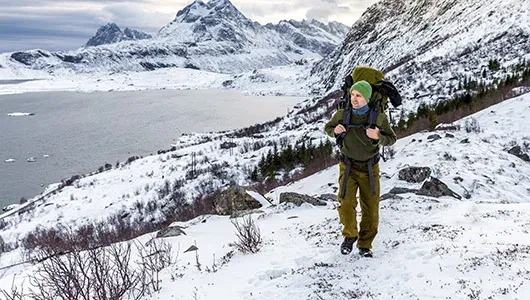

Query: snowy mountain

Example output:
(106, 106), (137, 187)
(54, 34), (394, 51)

(265, 19), (349, 56)
(1, 90), (529, 299)
(309, 0), (530, 112)
(0, 0), (346, 75)
(85, 23), (152, 47)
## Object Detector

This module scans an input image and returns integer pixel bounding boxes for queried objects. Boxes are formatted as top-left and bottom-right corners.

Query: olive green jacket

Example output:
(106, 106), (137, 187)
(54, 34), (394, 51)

(324, 109), (397, 161)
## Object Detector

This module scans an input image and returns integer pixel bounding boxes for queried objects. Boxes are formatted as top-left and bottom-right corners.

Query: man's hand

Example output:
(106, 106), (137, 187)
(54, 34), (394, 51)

(366, 127), (380, 140)
(334, 125), (346, 135)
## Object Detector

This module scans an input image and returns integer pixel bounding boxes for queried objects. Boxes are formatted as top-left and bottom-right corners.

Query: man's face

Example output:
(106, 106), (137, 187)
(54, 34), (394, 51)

(350, 90), (368, 108)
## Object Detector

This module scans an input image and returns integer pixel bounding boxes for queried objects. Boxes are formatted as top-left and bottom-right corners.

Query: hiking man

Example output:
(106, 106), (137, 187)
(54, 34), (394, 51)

(324, 79), (397, 257)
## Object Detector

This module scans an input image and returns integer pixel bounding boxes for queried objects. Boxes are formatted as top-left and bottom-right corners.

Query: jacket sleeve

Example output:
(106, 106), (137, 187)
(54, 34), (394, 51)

(324, 110), (343, 138)
(377, 113), (397, 146)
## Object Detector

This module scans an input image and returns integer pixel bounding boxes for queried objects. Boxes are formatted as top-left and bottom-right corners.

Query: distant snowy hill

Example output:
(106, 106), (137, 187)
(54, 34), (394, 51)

(0, 0), (347, 75)
(1, 90), (529, 299)
(309, 0), (530, 112)
(85, 23), (152, 47)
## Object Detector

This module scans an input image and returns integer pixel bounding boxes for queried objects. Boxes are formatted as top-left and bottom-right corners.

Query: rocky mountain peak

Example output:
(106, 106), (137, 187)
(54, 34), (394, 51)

(85, 23), (152, 47)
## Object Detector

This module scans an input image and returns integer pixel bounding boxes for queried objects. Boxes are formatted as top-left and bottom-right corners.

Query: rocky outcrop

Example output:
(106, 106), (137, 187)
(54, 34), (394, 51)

(382, 178), (461, 200)
(156, 225), (187, 238)
(417, 177), (461, 200)
(213, 186), (262, 215)
(507, 146), (530, 162)
(279, 192), (327, 206)
(398, 167), (431, 183)
(317, 193), (338, 202)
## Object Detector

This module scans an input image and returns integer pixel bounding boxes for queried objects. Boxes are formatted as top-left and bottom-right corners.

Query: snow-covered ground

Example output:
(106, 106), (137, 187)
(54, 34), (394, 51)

(0, 62), (314, 97)
(0, 90), (528, 299)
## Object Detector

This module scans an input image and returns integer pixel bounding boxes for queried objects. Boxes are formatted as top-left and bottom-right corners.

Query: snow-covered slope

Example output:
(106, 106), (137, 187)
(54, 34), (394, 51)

(85, 23), (152, 47)
(0, 91), (529, 299)
(310, 0), (530, 112)
(0, 0), (345, 75)
(265, 19), (349, 56)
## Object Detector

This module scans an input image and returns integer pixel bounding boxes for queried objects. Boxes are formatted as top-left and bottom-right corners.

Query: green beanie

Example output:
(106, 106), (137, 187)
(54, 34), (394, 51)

(349, 80), (372, 102)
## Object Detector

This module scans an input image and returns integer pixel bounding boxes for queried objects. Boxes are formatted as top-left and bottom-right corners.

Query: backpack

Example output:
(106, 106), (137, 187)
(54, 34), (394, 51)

(336, 66), (402, 162)
(339, 66), (402, 129)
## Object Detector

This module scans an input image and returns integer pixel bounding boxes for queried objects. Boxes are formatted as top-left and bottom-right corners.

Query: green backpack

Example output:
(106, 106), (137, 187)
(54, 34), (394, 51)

(339, 66), (402, 121)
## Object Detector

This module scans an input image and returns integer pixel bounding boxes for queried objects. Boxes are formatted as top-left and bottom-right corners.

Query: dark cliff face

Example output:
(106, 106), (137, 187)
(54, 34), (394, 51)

(309, 0), (530, 108)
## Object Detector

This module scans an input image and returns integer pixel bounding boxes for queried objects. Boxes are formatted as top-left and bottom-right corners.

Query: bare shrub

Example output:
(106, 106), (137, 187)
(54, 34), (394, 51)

(0, 277), (25, 300)
(136, 239), (173, 292)
(30, 243), (149, 300)
(28, 242), (148, 300)
(230, 215), (262, 254)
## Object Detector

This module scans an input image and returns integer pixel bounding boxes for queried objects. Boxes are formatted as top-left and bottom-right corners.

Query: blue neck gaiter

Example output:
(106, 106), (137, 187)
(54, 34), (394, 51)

(352, 105), (369, 116)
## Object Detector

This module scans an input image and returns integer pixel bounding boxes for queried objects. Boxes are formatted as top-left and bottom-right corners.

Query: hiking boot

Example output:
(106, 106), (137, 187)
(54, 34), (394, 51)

(359, 248), (373, 258)
(340, 236), (358, 255)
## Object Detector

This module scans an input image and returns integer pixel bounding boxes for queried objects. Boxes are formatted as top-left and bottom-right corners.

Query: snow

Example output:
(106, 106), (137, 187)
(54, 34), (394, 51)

(3, 159), (15, 163)
(5, 112), (34, 116)
(0, 63), (313, 97)
(0, 90), (529, 299)
(246, 190), (271, 207)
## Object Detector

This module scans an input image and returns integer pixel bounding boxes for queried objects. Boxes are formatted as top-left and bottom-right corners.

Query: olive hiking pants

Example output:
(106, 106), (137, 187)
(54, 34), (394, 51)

(337, 161), (380, 249)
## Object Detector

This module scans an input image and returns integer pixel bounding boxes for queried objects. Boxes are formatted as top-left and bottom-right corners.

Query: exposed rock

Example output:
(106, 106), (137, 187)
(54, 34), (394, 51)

(279, 192), (327, 206)
(86, 23), (152, 47)
(398, 167), (431, 183)
(0, 235), (7, 253)
(417, 177), (461, 200)
(427, 134), (442, 141)
(460, 138), (470, 144)
(507, 146), (530, 162)
(445, 133), (455, 138)
(220, 141), (237, 149)
(317, 193), (338, 202)
(156, 225), (187, 238)
(184, 245), (198, 253)
(213, 186), (262, 215)
(389, 187), (419, 194)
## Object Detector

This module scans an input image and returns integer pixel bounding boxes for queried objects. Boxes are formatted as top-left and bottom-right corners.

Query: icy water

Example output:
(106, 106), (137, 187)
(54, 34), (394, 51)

(0, 89), (303, 207)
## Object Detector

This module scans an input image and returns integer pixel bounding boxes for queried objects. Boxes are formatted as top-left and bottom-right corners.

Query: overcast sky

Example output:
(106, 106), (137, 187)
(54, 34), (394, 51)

(0, 0), (378, 53)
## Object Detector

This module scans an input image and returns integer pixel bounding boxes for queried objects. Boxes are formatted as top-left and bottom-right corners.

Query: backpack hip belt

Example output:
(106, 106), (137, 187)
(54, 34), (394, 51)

(339, 152), (380, 198)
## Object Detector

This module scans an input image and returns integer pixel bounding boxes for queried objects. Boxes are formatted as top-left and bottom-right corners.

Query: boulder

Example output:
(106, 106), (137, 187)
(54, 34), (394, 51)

(389, 187), (419, 194)
(398, 167), (431, 183)
(427, 134), (442, 142)
(213, 186), (262, 215)
(279, 192), (327, 206)
(381, 187), (417, 201)
(184, 245), (198, 253)
(317, 193), (338, 202)
(417, 177), (461, 200)
(507, 146), (530, 162)
(156, 225), (186, 238)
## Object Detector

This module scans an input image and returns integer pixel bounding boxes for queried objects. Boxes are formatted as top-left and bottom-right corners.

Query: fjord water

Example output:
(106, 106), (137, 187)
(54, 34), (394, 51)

(0, 89), (303, 208)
